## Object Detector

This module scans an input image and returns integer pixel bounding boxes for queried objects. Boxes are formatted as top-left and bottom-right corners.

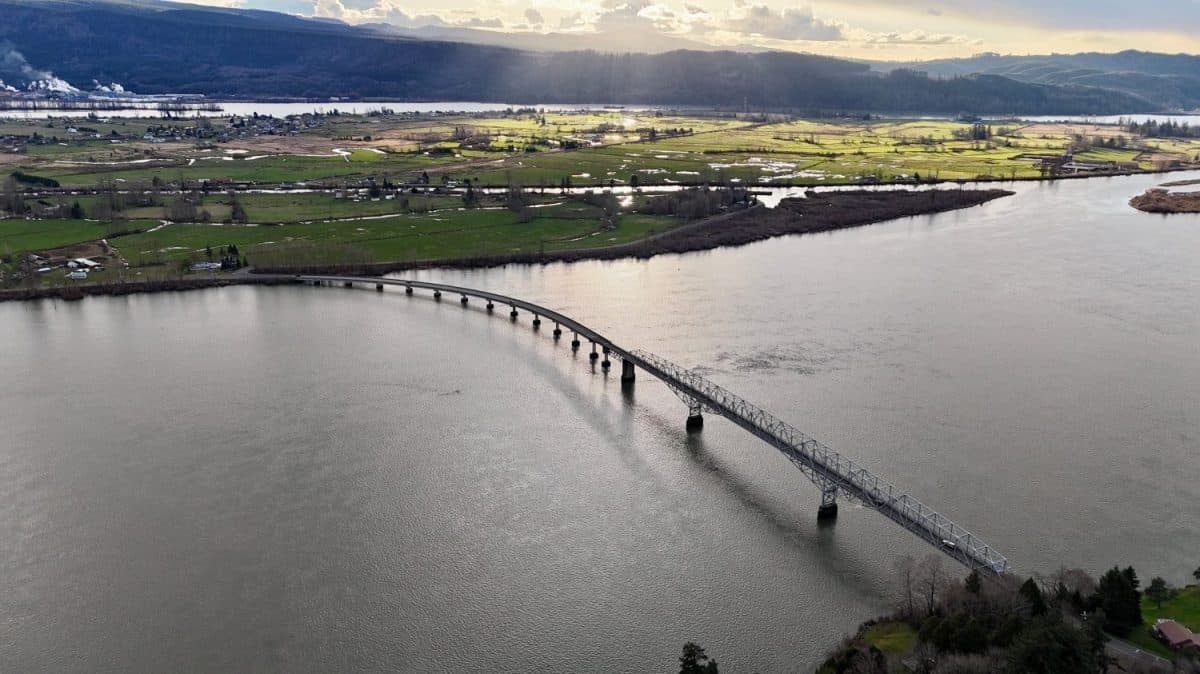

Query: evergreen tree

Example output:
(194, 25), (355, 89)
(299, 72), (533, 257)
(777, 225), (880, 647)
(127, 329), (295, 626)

(678, 642), (719, 674)
(1145, 577), (1170, 609)
(1093, 567), (1142, 636)
(1005, 617), (1093, 674)
(1020, 578), (1048, 616)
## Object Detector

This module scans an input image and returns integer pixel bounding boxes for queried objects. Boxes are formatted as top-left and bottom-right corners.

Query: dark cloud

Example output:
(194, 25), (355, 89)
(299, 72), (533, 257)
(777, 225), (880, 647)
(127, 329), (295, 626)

(464, 16), (503, 28)
(524, 8), (544, 25)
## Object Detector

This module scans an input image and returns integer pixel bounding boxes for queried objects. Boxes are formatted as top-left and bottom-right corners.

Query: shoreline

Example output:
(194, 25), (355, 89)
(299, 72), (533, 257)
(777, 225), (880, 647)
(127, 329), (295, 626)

(0, 275), (292, 303)
(1129, 188), (1200, 213)
(252, 189), (1012, 276)
(0, 189), (1012, 302)
(16, 163), (1199, 198)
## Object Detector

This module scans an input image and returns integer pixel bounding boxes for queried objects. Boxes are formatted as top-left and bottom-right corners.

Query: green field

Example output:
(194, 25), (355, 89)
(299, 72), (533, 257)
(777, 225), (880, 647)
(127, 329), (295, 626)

(73, 191), (473, 224)
(108, 202), (680, 268)
(1126, 585), (1200, 658)
(7, 111), (1200, 191)
(0, 218), (155, 254)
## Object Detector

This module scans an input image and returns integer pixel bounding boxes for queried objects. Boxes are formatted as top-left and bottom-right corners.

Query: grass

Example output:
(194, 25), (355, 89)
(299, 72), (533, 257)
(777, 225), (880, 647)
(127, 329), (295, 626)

(40, 152), (461, 187)
(107, 204), (681, 268)
(74, 192), (473, 224)
(1123, 585), (1200, 659)
(861, 621), (918, 657)
(0, 217), (151, 254)
(1144, 585), (1200, 630)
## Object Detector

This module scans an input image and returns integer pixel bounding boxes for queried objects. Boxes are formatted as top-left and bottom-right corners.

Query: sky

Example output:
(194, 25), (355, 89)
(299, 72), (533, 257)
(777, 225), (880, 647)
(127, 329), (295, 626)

(180, 0), (1200, 60)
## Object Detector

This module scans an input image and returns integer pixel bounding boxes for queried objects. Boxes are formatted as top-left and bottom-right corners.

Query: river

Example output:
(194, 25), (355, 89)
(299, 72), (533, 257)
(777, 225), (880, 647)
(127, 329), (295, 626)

(1, 171), (1197, 672)
(3, 102), (1198, 125)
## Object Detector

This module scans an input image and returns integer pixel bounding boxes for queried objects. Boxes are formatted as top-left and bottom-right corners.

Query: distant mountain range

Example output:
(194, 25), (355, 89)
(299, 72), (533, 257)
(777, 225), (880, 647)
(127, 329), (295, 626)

(0, 0), (1188, 114)
(878, 52), (1200, 112)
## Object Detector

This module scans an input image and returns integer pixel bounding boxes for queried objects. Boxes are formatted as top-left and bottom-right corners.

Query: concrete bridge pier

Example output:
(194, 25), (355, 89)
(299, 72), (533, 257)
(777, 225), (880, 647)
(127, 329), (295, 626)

(486, 301), (494, 312)
(686, 408), (704, 432)
(817, 489), (839, 522)
(621, 360), (636, 384)
(589, 342), (599, 361)
(433, 290), (442, 301)
(405, 285), (413, 295)
(343, 281), (353, 288)
(552, 323), (562, 339)
(571, 334), (581, 350)
(533, 316), (541, 329)
(313, 280), (322, 286)
(460, 295), (469, 305)
(376, 283), (384, 292)
(510, 306), (519, 320)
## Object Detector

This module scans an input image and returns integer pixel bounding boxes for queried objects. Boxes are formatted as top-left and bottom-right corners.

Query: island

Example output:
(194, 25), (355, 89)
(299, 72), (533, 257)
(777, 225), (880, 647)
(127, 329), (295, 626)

(1130, 188), (1200, 214)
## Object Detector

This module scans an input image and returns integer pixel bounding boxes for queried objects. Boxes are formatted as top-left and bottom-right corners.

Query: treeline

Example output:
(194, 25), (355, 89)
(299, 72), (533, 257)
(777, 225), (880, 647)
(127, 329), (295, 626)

(821, 557), (1200, 674)
(1127, 119), (1200, 139)
(640, 186), (752, 220)
(10, 171), (60, 188)
(0, 0), (1154, 114)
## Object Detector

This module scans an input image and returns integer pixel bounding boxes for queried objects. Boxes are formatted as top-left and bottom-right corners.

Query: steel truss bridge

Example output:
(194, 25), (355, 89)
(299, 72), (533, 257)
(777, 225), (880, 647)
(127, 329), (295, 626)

(296, 274), (1012, 576)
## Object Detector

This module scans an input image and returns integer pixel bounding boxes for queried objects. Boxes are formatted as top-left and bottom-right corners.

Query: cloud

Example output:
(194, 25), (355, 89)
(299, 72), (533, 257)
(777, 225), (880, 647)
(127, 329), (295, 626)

(858, 0), (1200, 34)
(314, 0), (514, 30)
(600, 0), (651, 11)
(463, 16), (503, 28)
(863, 30), (979, 45)
(170, 0), (1200, 60)
(726, 5), (844, 41)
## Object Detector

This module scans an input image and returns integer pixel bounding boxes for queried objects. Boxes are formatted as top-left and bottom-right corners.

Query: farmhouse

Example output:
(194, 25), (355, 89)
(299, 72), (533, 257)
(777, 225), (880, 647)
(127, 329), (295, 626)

(1154, 619), (1200, 651)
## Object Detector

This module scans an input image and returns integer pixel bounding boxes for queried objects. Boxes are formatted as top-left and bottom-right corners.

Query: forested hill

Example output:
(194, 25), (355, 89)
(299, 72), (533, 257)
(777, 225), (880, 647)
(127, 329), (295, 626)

(885, 51), (1200, 112)
(0, 0), (1157, 114)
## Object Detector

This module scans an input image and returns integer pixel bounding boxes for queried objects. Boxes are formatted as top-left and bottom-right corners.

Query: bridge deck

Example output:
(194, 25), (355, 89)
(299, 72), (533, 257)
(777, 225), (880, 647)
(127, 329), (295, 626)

(297, 274), (1011, 576)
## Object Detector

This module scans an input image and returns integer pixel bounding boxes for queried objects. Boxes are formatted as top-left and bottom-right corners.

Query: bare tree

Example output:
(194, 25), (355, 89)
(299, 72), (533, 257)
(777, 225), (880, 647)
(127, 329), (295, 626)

(168, 197), (198, 222)
(894, 555), (918, 619)
(918, 553), (947, 617)
(1, 175), (26, 215)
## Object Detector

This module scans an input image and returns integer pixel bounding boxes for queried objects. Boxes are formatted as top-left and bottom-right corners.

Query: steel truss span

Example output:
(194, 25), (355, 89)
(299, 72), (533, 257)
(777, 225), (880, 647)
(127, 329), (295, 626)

(297, 275), (1012, 576)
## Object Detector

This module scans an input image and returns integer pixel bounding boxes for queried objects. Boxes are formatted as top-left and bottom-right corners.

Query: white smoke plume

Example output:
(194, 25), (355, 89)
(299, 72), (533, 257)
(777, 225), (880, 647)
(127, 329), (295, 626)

(0, 41), (80, 93)
(27, 77), (81, 94)
(93, 80), (127, 94)
(0, 41), (49, 81)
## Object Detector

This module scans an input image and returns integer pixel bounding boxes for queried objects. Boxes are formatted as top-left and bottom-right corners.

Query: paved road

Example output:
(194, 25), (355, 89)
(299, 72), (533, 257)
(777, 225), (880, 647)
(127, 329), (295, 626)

(1067, 615), (1172, 669)
(1106, 633), (1171, 666)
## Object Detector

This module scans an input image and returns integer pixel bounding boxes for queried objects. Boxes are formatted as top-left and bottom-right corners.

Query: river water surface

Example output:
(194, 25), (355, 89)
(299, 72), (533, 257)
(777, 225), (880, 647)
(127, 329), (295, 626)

(1, 172), (1198, 672)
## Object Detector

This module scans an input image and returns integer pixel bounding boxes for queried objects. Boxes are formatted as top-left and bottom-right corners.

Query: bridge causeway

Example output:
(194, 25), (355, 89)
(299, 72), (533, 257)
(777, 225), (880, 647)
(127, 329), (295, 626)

(296, 274), (1012, 576)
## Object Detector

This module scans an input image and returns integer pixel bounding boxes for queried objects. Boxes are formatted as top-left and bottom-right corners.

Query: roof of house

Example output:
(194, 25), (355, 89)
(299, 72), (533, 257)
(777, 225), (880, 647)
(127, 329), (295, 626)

(1156, 619), (1199, 646)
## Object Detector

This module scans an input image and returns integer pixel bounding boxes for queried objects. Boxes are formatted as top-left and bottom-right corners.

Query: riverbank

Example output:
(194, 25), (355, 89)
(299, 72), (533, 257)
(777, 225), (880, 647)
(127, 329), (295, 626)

(821, 572), (1197, 674)
(253, 189), (1012, 276)
(0, 275), (291, 303)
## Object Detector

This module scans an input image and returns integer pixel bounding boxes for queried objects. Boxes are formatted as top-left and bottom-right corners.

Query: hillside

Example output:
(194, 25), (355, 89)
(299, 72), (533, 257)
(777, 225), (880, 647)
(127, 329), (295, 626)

(884, 51), (1200, 112)
(0, 0), (1160, 114)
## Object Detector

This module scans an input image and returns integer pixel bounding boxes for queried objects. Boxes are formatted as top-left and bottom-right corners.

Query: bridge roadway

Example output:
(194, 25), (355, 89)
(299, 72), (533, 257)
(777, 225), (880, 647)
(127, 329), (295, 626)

(296, 274), (1012, 576)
